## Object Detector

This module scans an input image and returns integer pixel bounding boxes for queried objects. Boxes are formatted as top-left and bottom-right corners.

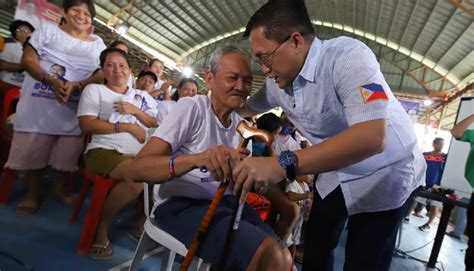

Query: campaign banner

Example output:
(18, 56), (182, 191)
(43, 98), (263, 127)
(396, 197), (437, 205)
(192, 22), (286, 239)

(399, 99), (420, 124)
(14, 0), (62, 29)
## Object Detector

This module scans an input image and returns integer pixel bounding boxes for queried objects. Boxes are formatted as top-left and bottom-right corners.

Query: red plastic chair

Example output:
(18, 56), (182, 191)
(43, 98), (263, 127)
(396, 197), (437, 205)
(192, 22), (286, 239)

(0, 86), (20, 141)
(72, 169), (118, 254)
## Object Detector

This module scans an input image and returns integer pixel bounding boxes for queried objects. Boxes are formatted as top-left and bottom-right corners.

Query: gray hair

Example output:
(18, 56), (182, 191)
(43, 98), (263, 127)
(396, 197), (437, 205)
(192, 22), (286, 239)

(209, 45), (251, 74)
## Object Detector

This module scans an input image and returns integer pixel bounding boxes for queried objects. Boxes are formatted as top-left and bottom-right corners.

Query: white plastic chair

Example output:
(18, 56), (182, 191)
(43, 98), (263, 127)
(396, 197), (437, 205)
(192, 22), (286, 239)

(129, 183), (211, 271)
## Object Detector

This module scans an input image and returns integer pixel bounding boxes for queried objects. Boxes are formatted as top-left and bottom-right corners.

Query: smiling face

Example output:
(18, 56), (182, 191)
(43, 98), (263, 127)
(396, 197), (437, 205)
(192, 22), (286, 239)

(149, 60), (164, 78)
(178, 82), (198, 98)
(205, 52), (253, 111)
(102, 52), (131, 88)
(136, 75), (156, 93)
(63, 3), (92, 33)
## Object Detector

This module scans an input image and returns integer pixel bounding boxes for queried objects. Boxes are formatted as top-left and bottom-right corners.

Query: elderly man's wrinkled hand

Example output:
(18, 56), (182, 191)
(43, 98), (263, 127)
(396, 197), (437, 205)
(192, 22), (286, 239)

(195, 145), (248, 183)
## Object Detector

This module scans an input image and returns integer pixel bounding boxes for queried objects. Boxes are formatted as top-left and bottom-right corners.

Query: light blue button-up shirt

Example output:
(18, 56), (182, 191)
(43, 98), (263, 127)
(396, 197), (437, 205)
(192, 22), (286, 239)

(248, 36), (426, 214)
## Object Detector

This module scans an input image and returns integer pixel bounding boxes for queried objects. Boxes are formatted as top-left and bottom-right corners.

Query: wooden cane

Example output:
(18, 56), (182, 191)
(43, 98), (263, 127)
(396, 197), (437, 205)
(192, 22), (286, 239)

(218, 122), (274, 269)
(180, 121), (271, 270)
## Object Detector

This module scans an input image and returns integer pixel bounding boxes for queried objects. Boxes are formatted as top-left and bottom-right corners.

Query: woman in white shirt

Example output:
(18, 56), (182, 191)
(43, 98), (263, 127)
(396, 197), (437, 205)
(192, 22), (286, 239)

(77, 48), (157, 260)
(5, 0), (106, 215)
(155, 77), (198, 125)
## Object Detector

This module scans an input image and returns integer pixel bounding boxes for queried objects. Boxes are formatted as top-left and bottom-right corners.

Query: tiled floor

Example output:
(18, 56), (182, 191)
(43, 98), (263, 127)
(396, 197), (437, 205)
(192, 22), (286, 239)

(0, 177), (467, 271)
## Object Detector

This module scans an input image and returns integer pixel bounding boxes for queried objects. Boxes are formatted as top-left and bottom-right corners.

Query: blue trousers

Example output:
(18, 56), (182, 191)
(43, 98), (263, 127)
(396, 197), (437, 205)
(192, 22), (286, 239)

(302, 186), (419, 271)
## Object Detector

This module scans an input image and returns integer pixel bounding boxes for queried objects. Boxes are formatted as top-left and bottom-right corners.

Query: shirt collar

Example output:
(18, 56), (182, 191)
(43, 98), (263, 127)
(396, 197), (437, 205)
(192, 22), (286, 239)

(297, 37), (322, 83)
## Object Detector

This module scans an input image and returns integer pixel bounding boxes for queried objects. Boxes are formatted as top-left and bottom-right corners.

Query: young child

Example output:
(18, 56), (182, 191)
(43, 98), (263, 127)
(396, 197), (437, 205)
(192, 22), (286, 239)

(286, 174), (313, 269)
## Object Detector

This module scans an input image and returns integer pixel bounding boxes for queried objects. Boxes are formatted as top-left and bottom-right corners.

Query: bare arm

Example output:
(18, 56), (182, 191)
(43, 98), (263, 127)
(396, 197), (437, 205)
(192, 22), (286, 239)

(296, 119), (386, 175)
(79, 115), (146, 143)
(235, 103), (260, 118)
(287, 191), (313, 202)
(130, 137), (200, 183)
(114, 101), (158, 128)
(451, 114), (474, 139)
(130, 138), (246, 184)
(233, 119), (386, 194)
(0, 60), (22, 72)
(22, 44), (67, 102)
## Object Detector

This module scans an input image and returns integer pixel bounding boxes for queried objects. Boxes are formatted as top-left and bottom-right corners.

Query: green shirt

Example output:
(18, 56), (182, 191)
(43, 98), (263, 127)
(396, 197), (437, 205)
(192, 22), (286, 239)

(458, 130), (474, 188)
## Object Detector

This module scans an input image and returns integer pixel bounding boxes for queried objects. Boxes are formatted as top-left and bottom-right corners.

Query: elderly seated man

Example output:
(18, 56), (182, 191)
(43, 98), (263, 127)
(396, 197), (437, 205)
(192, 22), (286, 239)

(130, 45), (291, 271)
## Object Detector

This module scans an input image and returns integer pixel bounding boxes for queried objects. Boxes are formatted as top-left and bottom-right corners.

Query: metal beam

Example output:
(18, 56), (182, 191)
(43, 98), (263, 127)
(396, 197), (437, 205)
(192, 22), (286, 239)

(408, 0), (440, 50)
(386, 0), (401, 42)
(398, 0), (423, 46)
(435, 22), (471, 69)
(187, 1), (225, 33)
(422, 6), (458, 57)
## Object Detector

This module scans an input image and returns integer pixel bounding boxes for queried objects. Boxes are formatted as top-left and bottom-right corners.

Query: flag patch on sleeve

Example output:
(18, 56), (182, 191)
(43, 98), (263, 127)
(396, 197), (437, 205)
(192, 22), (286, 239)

(359, 83), (388, 103)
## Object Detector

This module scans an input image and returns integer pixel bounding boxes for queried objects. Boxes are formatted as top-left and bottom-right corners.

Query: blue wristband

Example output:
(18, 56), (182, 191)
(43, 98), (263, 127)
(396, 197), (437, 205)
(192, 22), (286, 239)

(114, 122), (120, 133)
(169, 155), (177, 177)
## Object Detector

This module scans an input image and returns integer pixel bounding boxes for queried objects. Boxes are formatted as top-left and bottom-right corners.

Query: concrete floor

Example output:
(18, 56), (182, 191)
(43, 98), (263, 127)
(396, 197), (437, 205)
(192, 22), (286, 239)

(0, 177), (467, 271)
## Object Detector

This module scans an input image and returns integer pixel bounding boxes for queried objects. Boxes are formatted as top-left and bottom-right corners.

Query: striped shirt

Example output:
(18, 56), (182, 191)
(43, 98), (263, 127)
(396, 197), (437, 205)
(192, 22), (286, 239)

(247, 36), (426, 214)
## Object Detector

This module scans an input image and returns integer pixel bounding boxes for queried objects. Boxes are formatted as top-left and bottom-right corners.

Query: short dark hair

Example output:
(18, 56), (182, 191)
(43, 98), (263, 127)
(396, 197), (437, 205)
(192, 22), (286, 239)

(110, 40), (129, 52)
(148, 58), (163, 67)
(9, 20), (35, 38)
(256, 113), (282, 134)
(433, 138), (444, 144)
(172, 78), (198, 101)
(243, 0), (314, 43)
(99, 48), (131, 69)
(137, 70), (158, 83)
(63, 0), (96, 19)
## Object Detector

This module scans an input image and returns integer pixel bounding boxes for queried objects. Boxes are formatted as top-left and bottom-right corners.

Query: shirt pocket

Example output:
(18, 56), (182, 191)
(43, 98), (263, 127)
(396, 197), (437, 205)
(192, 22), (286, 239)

(305, 108), (346, 138)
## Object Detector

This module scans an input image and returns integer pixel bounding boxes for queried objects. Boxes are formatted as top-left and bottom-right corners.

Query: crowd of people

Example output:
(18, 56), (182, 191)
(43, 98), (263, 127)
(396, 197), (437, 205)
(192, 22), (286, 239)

(0, 0), (472, 270)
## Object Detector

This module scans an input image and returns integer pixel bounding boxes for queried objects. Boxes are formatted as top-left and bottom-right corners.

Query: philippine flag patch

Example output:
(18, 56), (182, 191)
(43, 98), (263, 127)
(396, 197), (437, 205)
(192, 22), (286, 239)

(359, 83), (388, 103)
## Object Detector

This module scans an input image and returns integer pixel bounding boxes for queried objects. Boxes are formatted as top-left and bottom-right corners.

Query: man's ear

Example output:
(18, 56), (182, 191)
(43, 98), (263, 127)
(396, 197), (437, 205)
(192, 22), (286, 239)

(204, 70), (214, 90)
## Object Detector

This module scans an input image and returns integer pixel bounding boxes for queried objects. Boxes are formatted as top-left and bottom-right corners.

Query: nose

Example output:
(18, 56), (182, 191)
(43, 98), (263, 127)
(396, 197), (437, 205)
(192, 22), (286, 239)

(260, 64), (271, 77)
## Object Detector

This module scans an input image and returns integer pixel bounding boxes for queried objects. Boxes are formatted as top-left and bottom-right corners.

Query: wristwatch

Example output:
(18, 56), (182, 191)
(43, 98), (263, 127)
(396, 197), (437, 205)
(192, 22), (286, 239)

(278, 150), (298, 181)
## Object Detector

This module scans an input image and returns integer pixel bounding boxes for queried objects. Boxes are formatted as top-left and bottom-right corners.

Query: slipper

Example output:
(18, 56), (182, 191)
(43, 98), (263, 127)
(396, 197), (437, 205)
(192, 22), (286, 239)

(16, 200), (38, 215)
(412, 212), (424, 218)
(89, 241), (113, 260)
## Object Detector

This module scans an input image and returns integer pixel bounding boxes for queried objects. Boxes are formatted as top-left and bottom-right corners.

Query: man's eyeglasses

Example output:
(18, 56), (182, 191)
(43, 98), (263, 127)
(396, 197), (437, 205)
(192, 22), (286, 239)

(254, 34), (293, 68)
(255, 32), (307, 69)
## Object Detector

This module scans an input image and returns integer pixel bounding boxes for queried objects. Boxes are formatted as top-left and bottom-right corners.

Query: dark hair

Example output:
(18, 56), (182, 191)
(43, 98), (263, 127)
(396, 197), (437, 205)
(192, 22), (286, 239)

(148, 58), (163, 67)
(9, 20), (35, 38)
(137, 70), (158, 83)
(110, 40), (129, 52)
(63, 0), (96, 19)
(256, 113), (282, 134)
(433, 138), (444, 144)
(171, 78), (198, 101)
(99, 48), (131, 69)
(243, 0), (314, 43)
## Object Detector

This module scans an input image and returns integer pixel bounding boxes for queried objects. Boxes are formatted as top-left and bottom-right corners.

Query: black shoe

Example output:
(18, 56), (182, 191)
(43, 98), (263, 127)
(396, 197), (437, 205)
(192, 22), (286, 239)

(418, 224), (430, 231)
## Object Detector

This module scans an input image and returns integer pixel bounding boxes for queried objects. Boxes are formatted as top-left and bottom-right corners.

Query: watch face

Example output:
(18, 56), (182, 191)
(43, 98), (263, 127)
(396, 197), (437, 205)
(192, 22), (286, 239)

(279, 151), (297, 167)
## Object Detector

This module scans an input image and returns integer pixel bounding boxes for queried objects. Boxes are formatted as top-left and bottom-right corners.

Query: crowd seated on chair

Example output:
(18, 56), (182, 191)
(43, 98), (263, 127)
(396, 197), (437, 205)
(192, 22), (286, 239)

(77, 47), (158, 260)
(130, 45), (292, 271)
(156, 77), (198, 125)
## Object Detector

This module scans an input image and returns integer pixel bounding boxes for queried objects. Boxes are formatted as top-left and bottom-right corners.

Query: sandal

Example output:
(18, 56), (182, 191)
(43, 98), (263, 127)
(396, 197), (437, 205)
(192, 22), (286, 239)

(16, 199), (38, 215)
(89, 240), (113, 260)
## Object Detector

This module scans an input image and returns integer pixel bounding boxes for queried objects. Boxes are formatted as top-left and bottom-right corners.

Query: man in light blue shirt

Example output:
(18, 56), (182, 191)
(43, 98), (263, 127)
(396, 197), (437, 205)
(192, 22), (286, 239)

(232, 1), (426, 270)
